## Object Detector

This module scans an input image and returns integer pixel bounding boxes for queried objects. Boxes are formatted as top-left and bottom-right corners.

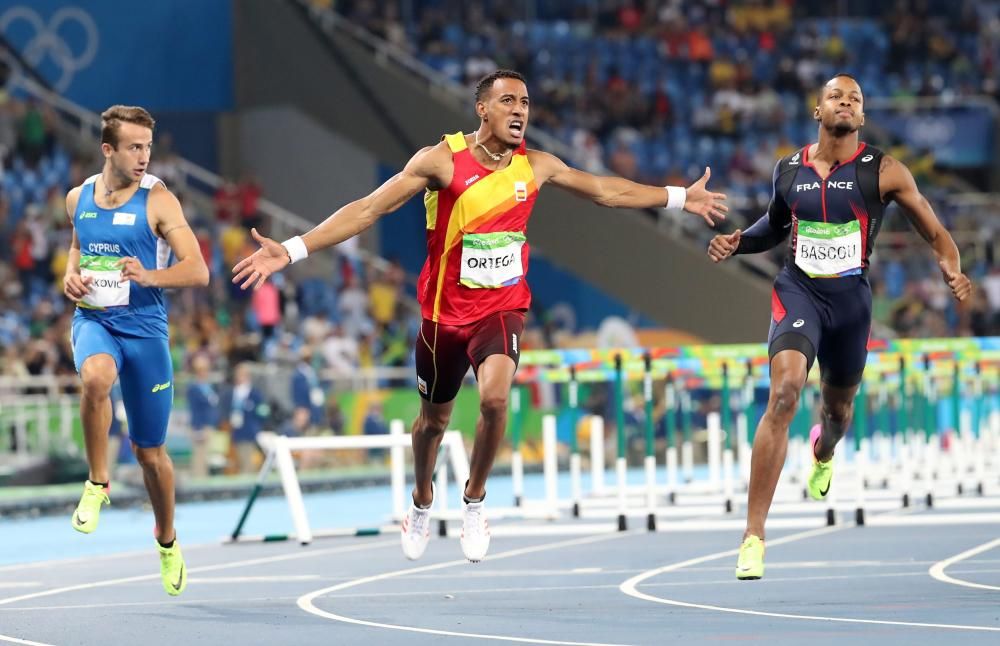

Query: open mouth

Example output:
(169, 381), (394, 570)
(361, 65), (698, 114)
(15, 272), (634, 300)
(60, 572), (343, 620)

(508, 120), (524, 136)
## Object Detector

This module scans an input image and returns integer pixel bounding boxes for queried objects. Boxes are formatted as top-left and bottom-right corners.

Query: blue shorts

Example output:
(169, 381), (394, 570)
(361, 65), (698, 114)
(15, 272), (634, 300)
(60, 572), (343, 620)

(72, 317), (174, 448)
(767, 268), (872, 388)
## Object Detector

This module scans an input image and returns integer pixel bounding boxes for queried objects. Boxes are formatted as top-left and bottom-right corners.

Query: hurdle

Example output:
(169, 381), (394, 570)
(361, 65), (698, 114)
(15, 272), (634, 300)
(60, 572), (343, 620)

(229, 425), (469, 544)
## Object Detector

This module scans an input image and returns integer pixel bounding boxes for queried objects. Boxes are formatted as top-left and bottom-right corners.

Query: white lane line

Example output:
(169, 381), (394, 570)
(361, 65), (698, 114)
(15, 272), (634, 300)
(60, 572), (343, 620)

(0, 539), (396, 607)
(188, 575), (321, 584)
(619, 525), (1000, 633)
(298, 531), (639, 646)
(928, 537), (1000, 592)
(0, 584), (41, 590)
(0, 634), (54, 646)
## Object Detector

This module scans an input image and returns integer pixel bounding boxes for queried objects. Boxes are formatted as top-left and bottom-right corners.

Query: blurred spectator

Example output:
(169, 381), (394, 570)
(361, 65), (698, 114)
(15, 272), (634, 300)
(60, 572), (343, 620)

(186, 354), (220, 478)
(291, 345), (325, 432)
(223, 362), (268, 474)
(362, 400), (389, 459)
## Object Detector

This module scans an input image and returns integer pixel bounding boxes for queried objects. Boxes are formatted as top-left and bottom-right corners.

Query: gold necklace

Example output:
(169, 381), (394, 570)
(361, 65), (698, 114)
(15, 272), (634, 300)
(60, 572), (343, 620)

(474, 131), (511, 163)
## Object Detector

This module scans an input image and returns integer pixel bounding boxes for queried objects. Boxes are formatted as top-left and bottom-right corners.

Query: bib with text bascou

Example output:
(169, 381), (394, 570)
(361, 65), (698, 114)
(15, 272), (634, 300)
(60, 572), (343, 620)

(794, 220), (863, 278)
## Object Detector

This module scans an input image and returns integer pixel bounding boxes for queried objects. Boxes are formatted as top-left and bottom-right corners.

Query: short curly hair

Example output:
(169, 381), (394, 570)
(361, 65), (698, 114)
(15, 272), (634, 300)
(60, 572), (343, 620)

(475, 69), (527, 102)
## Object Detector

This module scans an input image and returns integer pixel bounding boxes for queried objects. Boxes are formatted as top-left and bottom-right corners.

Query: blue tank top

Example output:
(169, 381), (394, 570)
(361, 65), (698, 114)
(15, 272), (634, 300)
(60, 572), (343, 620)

(72, 173), (170, 338)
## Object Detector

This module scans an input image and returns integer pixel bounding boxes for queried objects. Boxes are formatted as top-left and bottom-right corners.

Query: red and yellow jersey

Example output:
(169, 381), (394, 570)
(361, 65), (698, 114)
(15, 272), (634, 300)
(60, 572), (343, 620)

(417, 132), (538, 325)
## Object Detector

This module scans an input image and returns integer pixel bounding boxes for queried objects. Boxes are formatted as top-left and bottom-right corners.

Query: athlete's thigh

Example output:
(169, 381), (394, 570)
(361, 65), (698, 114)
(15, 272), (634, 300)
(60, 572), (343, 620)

(767, 273), (822, 374)
(117, 336), (174, 448)
(414, 319), (472, 404)
(467, 310), (525, 379)
(71, 318), (123, 375)
(817, 282), (872, 388)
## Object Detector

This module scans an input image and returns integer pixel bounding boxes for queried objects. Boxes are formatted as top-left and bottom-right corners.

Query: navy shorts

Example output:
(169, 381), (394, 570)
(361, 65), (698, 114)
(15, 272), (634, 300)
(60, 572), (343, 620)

(72, 317), (174, 448)
(767, 268), (871, 388)
(415, 310), (525, 404)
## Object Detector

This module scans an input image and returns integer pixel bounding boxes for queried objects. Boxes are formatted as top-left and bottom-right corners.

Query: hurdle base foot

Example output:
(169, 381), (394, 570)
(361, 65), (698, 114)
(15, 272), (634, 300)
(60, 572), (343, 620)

(617, 514), (627, 531)
(925, 493), (934, 508)
(646, 513), (656, 532)
(855, 508), (865, 526)
(438, 519), (448, 538)
(902, 493), (910, 507)
(825, 508), (836, 526)
(572, 502), (580, 518)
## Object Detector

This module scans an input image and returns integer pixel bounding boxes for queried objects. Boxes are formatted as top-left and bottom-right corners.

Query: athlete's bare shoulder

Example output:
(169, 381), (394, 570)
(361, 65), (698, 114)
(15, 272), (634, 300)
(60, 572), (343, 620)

(409, 140), (454, 190)
(525, 148), (566, 183)
(64, 185), (84, 224)
(877, 153), (913, 197)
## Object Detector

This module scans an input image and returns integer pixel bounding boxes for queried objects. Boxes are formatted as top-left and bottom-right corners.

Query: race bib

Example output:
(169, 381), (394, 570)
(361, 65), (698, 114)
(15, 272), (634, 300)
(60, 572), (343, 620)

(459, 232), (525, 289)
(794, 220), (863, 278)
(79, 255), (129, 309)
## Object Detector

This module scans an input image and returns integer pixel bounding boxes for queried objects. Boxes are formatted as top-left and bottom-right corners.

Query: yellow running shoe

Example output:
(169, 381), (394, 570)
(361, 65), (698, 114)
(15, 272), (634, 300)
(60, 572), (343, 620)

(807, 424), (834, 500)
(735, 535), (764, 580)
(71, 481), (110, 534)
(158, 540), (187, 596)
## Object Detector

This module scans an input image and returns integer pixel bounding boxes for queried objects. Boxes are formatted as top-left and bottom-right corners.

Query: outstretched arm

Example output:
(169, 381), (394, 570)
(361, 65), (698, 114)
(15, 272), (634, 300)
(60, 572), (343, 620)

(880, 155), (971, 301)
(233, 142), (451, 290)
(527, 150), (727, 226)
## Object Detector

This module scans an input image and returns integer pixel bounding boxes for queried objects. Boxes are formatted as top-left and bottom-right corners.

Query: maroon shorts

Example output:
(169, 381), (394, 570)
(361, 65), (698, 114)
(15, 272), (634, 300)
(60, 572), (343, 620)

(415, 310), (525, 404)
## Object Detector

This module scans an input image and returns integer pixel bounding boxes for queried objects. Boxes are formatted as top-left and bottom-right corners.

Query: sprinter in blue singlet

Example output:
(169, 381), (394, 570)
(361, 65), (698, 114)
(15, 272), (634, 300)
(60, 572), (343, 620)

(63, 105), (209, 596)
(707, 74), (972, 580)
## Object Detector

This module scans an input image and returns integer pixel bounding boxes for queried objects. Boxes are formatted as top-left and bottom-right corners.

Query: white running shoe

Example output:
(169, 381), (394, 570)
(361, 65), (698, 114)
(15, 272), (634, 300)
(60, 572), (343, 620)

(460, 499), (490, 562)
(401, 502), (431, 560)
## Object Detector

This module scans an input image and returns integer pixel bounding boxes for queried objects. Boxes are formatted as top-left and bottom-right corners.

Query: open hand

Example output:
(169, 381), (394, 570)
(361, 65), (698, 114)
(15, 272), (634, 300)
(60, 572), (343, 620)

(231, 228), (290, 291)
(684, 167), (728, 227)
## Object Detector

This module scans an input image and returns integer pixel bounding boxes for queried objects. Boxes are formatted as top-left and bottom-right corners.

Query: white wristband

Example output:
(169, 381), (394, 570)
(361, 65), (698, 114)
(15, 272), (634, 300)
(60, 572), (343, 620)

(664, 186), (686, 210)
(281, 236), (308, 264)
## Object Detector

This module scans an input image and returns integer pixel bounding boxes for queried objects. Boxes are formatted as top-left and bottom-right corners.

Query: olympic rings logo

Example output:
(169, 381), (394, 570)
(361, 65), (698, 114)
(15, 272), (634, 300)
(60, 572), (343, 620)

(0, 6), (99, 92)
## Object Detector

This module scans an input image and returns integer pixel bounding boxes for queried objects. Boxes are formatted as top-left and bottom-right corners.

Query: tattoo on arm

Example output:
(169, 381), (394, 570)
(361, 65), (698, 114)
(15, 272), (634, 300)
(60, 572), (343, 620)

(160, 223), (191, 237)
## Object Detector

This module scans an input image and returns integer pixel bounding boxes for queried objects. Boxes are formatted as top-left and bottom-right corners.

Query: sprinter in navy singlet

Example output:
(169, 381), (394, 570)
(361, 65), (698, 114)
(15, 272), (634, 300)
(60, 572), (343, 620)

(707, 74), (972, 580)
(63, 105), (209, 596)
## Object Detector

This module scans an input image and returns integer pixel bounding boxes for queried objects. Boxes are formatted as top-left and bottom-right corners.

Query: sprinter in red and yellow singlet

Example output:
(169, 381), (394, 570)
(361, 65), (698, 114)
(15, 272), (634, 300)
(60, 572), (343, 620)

(234, 70), (728, 562)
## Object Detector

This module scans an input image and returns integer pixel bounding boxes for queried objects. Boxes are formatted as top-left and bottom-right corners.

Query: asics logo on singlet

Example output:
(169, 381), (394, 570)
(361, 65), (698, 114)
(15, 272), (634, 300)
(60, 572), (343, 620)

(795, 181), (854, 192)
(151, 381), (172, 393)
(79, 211), (98, 220)
(465, 174), (481, 186)
(88, 243), (121, 254)
(793, 319), (805, 328)
(861, 154), (874, 162)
